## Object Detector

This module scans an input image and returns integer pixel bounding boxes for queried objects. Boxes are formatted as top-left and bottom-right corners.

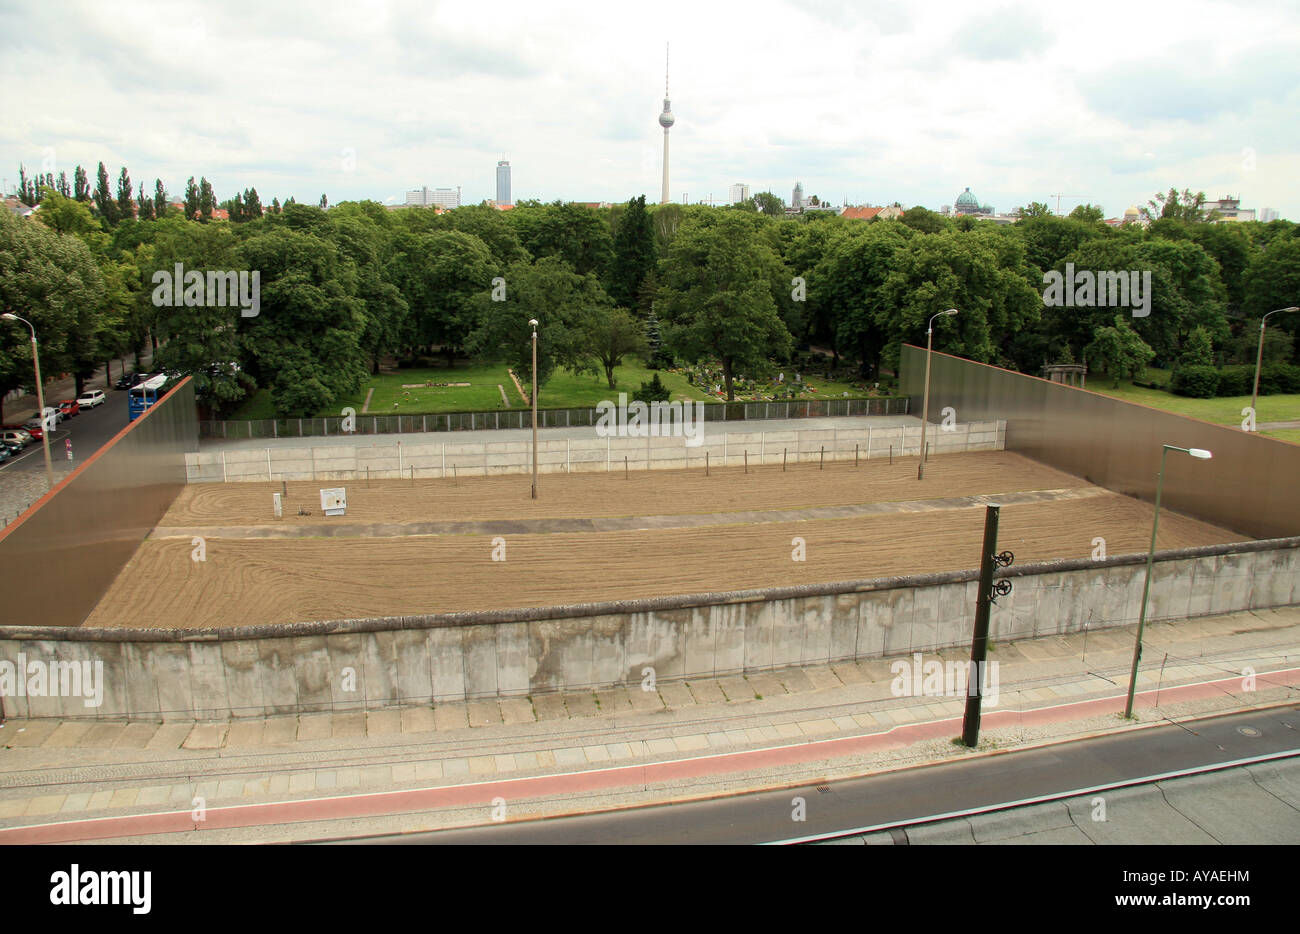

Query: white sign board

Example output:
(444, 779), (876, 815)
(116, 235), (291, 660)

(320, 487), (347, 516)
(273, 492), (282, 518)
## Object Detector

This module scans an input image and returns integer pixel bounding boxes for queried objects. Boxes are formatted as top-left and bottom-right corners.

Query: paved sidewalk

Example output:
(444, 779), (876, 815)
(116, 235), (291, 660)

(0, 606), (1296, 842)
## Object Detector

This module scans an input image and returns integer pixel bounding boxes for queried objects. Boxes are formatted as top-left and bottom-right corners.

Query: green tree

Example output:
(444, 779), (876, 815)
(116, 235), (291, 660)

(154, 180), (169, 218)
(581, 305), (647, 389)
(198, 177), (215, 222)
(116, 167), (134, 221)
(183, 177), (200, 220)
(1179, 325), (1215, 367)
(1016, 202), (1053, 219)
(753, 191), (784, 217)
(467, 255), (611, 389)
(1084, 314), (1156, 386)
(94, 162), (119, 225)
(899, 206), (950, 235)
(393, 229), (495, 364)
(136, 182), (155, 221)
(1068, 203), (1105, 223)
(656, 212), (793, 400)
(73, 165), (90, 201)
(1142, 187), (1214, 224)
(609, 195), (655, 309)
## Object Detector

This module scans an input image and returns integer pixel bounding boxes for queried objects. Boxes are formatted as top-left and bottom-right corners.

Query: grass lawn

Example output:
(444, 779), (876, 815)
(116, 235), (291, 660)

(226, 357), (713, 419)
(538, 360), (710, 407)
(1086, 369), (1300, 443)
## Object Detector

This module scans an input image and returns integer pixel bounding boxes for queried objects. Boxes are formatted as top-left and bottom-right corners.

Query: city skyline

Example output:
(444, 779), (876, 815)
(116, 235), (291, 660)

(2, 0), (1298, 219)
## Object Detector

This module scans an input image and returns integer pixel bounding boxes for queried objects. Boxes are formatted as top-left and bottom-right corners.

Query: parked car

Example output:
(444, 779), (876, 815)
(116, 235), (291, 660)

(0, 446), (10, 464)
(23, 424), (43, 441)
(115, 372), (141, 390)
(58, 400), (80, 417)
(77, 388), (106, 408)
(1, 429), (31, 448)
(27, 407), (61, 426)
(0, 438), (22, 455)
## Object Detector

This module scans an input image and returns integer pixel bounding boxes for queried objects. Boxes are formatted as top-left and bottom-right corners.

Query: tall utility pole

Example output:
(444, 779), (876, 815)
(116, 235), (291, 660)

(529, 318), (539, 499)
(658, 43), (675, 204)
(2, 313), (54, 492)
(918, 309), (957, 480)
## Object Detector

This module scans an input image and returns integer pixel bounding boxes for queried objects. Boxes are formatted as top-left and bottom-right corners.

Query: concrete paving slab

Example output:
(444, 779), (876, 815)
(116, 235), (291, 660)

(467, 701), (501, 728)
(182, 722), (228, 750)
(627, 685), (665, 710)
(531, 694), (569, 721)
(594, 686), (634, 714)
(331, 712), (367, 738)
(746, 673), (786, 699)
(433, 703), (469, 731)
(687, 681), (726, 705)
(224, 720), (266, 747)
(499, 697), (535, 725)
(112, 722), (161, 749)
(262, 716), (299, 746)
(657, 682), (694, 708)
(400, 707), (437, 734)
(564, 693), (601, 718)
(296, 714), (332, 741)
(806, 667), (844, 690)
(42, 722), (95, 747)
(366, 709), (403, 736)
(777, 669), (816, 694)
(0, 720), (60, 747)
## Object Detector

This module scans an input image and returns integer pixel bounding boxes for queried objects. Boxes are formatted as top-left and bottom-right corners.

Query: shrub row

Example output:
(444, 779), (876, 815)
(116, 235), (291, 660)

(1171, 363), (1300, 398)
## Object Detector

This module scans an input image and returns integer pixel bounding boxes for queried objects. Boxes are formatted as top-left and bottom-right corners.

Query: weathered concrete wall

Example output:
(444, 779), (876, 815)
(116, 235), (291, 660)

(2, 538), (1294, 719)
(185, 421), (1006, 483)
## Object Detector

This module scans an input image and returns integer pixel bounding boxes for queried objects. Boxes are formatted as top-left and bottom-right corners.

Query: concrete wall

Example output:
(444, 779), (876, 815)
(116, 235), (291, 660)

(186, 421), (1007, 483)
(3, 537), (1294, 719)
(900, 345), (1300, 540)
(0, 378), (198, 629)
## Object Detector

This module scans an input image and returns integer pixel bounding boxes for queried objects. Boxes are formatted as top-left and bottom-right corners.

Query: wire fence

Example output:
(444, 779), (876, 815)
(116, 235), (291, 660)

(198, 396), (910, 440)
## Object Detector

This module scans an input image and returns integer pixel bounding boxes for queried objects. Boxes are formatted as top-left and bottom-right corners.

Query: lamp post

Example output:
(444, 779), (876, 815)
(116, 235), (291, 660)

(1, 313), (55, 492)
(529, 318), (539, 499)
(1123, 444), (1212, 719)
(917, 308), (957, 480)
(1249, 306), (1298, 429)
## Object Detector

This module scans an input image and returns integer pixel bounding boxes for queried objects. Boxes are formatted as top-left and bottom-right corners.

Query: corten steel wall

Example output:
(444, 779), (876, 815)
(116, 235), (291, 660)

(0, 537), (1294, 718)
(0, 378), (198, 629)
(899, 345), (1300, 540)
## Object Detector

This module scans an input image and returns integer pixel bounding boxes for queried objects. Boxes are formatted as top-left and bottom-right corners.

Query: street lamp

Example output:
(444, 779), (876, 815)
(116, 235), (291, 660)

(917, 309), (957, 480)
(529, 318), (539, 500)
(1123, 444), (1212, 719)
(1249, 306), (1298, 430)
(1, 313), (55, 492)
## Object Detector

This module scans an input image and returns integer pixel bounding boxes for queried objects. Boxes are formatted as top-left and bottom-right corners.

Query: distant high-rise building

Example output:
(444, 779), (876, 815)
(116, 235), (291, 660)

(1260, 207), (1279, 222)
(792, 182), (804, 211)
(729, 183), (750, 204)
(1205, 195), (1255, 222)
(406, 186), (461, 209)
(659, 44), (675, 204)
(496, 160), (511, 205)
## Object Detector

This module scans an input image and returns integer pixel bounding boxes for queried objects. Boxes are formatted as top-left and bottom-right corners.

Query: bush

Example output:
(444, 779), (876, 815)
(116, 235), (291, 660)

(632, 372), (671, 403)
(1260, 363), (1300, 395)
(1171, 365), (1219, 398)
(1215, 365), (1255, 397)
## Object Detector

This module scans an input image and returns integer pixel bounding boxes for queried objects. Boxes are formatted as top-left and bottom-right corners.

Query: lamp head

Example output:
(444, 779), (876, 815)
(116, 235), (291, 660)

(943, 308), (958, 316)
(528, 318), (538, 328)
(1, 313), (16, 321)
(1188, 448), (1212, 460)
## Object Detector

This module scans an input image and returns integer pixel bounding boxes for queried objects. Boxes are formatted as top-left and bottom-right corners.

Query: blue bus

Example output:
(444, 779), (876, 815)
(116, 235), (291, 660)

(127, 374), (169, 421)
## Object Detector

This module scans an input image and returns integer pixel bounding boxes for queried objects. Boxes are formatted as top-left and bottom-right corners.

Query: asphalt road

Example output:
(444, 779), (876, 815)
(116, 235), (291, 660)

(0, 388), (130, 475)
(331, 706), (1300, 845)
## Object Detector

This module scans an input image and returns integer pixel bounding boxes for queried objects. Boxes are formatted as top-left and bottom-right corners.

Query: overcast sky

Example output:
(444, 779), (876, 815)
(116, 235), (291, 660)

(3, 0), (1298, 219)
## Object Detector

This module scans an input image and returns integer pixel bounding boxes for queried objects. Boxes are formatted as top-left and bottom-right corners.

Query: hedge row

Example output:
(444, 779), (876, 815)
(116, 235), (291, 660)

(1171, 363), (1300, 398)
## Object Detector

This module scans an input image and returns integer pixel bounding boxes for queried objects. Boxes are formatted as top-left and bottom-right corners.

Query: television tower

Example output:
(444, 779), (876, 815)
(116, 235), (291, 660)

(659, 43), (675, 204)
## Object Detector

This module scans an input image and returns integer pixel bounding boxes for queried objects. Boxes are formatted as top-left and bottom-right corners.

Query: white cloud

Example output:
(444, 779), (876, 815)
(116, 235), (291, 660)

(1, 0), (1296, 218)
